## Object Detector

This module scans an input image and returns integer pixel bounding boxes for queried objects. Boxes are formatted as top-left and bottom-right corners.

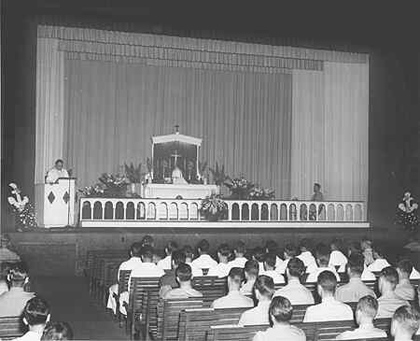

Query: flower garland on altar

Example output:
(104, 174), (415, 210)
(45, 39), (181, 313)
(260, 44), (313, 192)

(223, 176), (275, 200)
(396, 191), (420, 233)
(79, 173), (129, 198)
(7, 183), (38, 231)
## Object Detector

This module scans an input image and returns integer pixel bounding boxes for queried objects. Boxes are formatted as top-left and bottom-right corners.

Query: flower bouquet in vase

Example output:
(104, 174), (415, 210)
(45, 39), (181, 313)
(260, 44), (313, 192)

(200, 194), (228, 222)
(224, 176), (255, 200)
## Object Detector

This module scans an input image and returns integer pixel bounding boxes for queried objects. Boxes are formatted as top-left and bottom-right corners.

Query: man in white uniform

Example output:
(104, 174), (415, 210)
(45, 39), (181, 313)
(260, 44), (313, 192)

(45, 159), (69, 184)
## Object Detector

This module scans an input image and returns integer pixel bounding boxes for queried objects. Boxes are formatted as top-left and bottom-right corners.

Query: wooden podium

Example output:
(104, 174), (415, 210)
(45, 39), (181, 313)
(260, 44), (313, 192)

(35, 178), (76, 228)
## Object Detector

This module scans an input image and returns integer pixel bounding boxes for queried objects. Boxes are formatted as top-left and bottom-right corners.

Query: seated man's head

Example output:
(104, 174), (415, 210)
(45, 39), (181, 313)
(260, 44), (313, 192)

(391, 305), (420, 339)
(378, 266), (399, 294)
(283, 244), (297, 260)
(299, 239), (311, 253)
(269, 296), (293, 327)
(217, 243), (231, 264)
(140, 245), (154, 263)
(264, 253), (276, 271)
(233, 241), (246, 258)
(317, 270), (337, 299)
(330, 238), (343, 252)
(7, 263), (29, 288)
(360, 238), (372, 251)
(252, 247), (265, 263)
(182, 245), (194, 262)
(175, 263), (193, 286)
(286, 257), (305, 280)
(171, 250), (186, 270)
(396, 259), (413, 280)
(265, 240), (279, 255)
(244, 260), (259, 282)
(315, 243), (330, 267)
(372, 246), (385, 260)
(253, 275), (274, 302)
(227, 267), (244, 291)
(42, 321), (73, 340)
(23, 297), (50, 330)
(164, 241), (178, 257)
(140, 235), (155, 248)
(346, 253), (364, 278)
(197, 239), (210, 255)
(129, 242), (142, 258)
(355, 295), (378, 326)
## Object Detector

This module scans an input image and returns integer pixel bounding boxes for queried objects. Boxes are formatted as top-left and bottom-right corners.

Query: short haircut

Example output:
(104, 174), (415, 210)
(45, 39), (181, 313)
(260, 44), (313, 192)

(397, 259), (413, 275)
(284, 244), (297, 257)
(252, 247), (265, 262)
(8, 263), (28, 285)
(141, 235), (154, 247)
(373, 245), (384, 259)
(141, 245), (154, 260)
(23, 297), (50, 326)
(314, 183), (321, 189)
(347, 253), (365, 275)
(244, 260), (259, 278)
(287, 257), (305, 278)
(197, 239), (210, 253)
(42, 321), (73, 340)
(299, 238), (311, 251)
(317, 270), (337, 294)
(54, 159), (64, 165)
(182, 245), (194, 259)
(165, 241), (178, 254)
(130, 242), (142, 258)
(380, 266), (399, 288)
(228, 267), (244, 285)
(392, 305), (420, 337)
(315, 243), (330, 266)
(269, 296), (293, 323)
(265, 240), (279, 254)
(176, 263), (192, 282)
(357, 295), (378, 319)
(254, 275), (275, 299)
(217, 243), (231, 258)
(330, 238), (343, 250)
(264, 253), (276, 268)
(171, 250), (186, 266)
(233, 241), (246, 255)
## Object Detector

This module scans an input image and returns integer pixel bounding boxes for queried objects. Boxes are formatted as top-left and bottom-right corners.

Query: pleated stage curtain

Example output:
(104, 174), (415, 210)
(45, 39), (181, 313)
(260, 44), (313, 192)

(63, 58), (293, 198)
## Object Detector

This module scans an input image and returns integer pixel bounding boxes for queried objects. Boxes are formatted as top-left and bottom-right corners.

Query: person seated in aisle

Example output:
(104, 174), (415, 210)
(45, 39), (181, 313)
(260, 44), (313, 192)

(329, 238), (348, 272)
(41, 321), (73, 341)
(360, 238), (374, 267)
(306, 243), (340, 283)
(261, 253), (285, 285)
(211, 267), (254, 309)
(297, 239), (317, 273)
(162, 263), (203, 299)
(157, 241), (178, 271)
(14, 297), (50, 341)
(208, 243), (232, 278)
(274, 257), (314, 305)
(182, 245), (203, 277)
(367, 246), (390, 273)
(240, 259), (260, 296)
(252, 246), (266, 274)
(395, 259), (417, 301)
(228, 240), (248, 269)
(238, 275), (275, 326)
(303, 270), (353, 322)
(276, 243), (298, 275)
(0, 263), (35, 317)
(191, 239), (217, 275)
(253, 296), (306, 341)
(140, 235), (160, 263)
(106, 242), (143, 315)
(336, 253), (376, 303)
(264, 240), (284, 270)
(376, 266), (410, 318)
(335, 295), (387, 340)
(159, 249), (186, 298)
(390, 305), (420, 341)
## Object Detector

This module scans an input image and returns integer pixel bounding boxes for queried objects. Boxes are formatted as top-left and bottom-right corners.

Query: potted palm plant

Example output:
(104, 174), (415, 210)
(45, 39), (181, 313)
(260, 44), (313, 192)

(124, 162), (144, 196)
(200, 194), (228, 222)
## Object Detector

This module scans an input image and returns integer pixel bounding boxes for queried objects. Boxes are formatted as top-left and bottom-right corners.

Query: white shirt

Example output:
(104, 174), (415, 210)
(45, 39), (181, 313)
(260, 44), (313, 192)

(253, 324), (306, 341)
(303, 297), (354, 322)
(240, 280), (256, 296)
(273, 278), (314, 305)
(186, 261), (204, 277)
(395, 279), (416, 301)
(410, 267), (420, 279)
(45, 168), (69, 183)
(260, 270), (285, 284)
(211, 290), (254, 309)
(336, 324), (387, 340)
(361, 268), (376, 281)
(329, 250), (348, 271)
(367, 259), (390, 272)
(238, 301), (271, 326)
(228, 257), (248, 269)
(208, 263), (231, 278)
(117, 257), (143, 280)
(127, 262), (164, 291)
(305, 266), (340, 283)
(297, 251), (317, 273)
(12, 331), (43, 341)
(276, 258), (290, 275)
(191, 254), (218, 270)
(335, 277), (376, 303)
(376, 292), (410, 318)
(275, 256), (284, 270)
(157, 255), (172, 270)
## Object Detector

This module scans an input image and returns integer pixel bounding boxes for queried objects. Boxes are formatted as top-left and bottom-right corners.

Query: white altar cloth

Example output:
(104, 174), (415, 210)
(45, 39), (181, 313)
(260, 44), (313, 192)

(143, 184), (219, 199)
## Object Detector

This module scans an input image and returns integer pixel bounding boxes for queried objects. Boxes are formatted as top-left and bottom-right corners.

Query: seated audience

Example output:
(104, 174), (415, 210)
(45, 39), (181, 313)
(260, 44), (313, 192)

(377, 266), (410, 318)
(253, 296), (306, 341)
(182, 245), (202, 277)
(367, 246), (390, 272)
(228, 241), (248, 268)
(208, 243), (232, 278)
(211, 267), (254, 309)
(240, 260), (260, 296)
(303, 270), (353, 322)
(390, 305), (420, 341)
(336, 295), (386, 340)
(0, 263), (35, 317)
(239, 275), (275, 326)
(252, 246), (266, 273)
(395, 259), (416, 301)
(274, 257), (314, 305)
(14, 297), (51, 341)
(297, 239), (317, 273)
(264, 240), (284, 270)
(306, 243), (340, 283)
(336, 253), (376, 303)
(276, 244), (297, 274)
(157, 240), (178, 270)
(41, 321), (73, 341)
(191, 239), (217, 274)
(261, 253), (284, 284)
(329, 238), (348, 272)
(159, 249), (186, 297)
(107, 242), (143, 315)
(162, 263), (203, 299)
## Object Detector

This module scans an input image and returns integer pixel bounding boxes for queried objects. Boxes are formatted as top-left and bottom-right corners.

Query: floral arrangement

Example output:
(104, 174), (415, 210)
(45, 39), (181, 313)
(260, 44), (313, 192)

(248, 186), (275, 200)
(79, 173), (129, 198)
(224, 176), (255, 200)
(7, 183), (38, 231)
(124, 162), (144, 183)
(200, 194), (228, 221)
(396, 191), (419, 233)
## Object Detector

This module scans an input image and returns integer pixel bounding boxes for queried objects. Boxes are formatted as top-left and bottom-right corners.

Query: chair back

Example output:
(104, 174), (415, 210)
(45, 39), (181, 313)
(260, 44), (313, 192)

(0, 316), (26, 340)
(192, 276), (227, 304)
(118, 269), (131, 294)
(206, 324), (268, 341)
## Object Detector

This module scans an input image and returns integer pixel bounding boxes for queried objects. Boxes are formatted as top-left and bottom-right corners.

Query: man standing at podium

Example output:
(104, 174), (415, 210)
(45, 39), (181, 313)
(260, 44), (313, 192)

(45, 159), (69, 184)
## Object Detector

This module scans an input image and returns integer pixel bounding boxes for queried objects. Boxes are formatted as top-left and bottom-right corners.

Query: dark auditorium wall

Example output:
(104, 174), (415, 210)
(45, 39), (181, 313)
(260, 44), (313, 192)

(2, 2), (419, 235)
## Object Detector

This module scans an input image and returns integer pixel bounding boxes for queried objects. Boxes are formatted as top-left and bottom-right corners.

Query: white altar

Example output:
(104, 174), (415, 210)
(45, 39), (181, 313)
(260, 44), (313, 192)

(143, 183), (219, 199)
